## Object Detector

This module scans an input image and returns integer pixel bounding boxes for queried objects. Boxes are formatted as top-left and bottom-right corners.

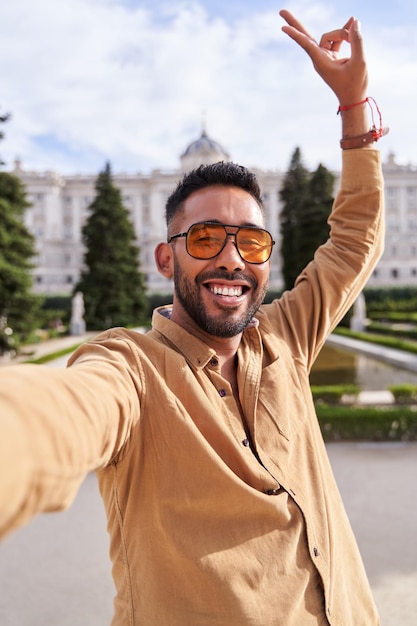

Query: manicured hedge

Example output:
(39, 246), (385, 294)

(311, 384), (360, 404)
(367, 322), (417, 341)
(364, 287), (417, 312)
(317, 404), (417, 442)
(367, 311), (417, 323)
(334, 326), (417, 355)
(389, 384), (417, 404)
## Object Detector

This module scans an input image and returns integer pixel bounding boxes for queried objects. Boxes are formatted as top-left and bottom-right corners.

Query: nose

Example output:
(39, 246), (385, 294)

(214, 234), (245, 271)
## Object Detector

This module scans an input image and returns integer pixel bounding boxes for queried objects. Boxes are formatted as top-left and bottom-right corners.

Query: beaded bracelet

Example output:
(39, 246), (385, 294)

(337, 96), (389, 150)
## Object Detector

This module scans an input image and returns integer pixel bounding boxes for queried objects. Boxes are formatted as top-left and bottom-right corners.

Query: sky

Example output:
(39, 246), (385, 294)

(1, 0), (416, 176)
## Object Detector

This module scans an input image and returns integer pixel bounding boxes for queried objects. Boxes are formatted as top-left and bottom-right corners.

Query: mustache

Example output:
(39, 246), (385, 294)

(196, 270), (257, 289)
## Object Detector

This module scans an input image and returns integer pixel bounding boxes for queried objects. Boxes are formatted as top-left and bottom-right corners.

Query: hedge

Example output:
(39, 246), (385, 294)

(317, 404), (417, 442)
(389, 384), (417, 404)
(311, 384), (360, 404)
(367, 322), (417, 341)
(334, 326), (417, 355)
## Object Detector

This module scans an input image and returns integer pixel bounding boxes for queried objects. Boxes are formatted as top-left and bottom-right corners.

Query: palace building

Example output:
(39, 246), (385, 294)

(10, 130), (417, 296)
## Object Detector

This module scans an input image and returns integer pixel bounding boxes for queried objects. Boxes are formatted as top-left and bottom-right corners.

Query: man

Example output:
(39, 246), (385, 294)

(0, 10), (385, 626)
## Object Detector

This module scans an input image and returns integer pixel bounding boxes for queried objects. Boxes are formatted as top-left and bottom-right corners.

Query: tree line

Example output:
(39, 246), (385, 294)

(279, 146), (334, 290)
(0, 113), (335, 353)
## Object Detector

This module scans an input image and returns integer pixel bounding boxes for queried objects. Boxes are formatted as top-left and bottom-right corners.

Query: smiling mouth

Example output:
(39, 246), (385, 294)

(208, 285), (245, 297)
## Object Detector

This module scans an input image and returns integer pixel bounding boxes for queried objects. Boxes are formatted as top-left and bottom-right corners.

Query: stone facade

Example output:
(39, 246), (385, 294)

(372, 152), (417, 286)
(10, 132), (417, 296)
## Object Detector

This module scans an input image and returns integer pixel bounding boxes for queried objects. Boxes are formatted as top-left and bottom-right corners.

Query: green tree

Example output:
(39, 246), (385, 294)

(76, 162), (148, 330)
(0, 172), (39, 353)
(279, 147), (309, 289)
(279, 149), (334, 290)
(0, 110), (10, 165)
(296, 163), (334, 277)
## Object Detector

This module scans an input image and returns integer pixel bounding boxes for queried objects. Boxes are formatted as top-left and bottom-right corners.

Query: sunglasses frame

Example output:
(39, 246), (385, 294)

(168, 221), (275, 264)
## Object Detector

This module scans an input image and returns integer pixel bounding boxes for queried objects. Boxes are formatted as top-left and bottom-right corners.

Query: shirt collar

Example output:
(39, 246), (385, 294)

(152, 305), (259, 369)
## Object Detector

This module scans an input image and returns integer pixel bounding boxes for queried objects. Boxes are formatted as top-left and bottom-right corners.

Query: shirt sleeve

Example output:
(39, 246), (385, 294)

(0, 332), (141, 539)
(262, 148), (385, 370)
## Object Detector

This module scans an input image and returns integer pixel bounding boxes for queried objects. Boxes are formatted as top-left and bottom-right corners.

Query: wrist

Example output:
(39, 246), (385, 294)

(337, 96), (389, 150)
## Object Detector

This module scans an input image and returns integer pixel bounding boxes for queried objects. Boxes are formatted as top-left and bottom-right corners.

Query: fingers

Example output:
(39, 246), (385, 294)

(319, 28), (350, 53)
(348, 19), (365, 63)
(280, 10), (362, 60)
(279, 10), (368, 102)
(279, 10), (317, 56)
(279, 9), (315, 40)
(320, 19), (364, 61)
(342, 17), (355, 31)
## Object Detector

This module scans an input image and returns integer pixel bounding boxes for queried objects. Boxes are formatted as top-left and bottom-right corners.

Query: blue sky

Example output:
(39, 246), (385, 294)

(1, 0), (416, 175)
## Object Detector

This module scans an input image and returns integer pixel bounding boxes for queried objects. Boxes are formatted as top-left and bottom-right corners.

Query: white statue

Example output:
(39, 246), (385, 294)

(350, 292), (367, 332)
(70, 291), (86, 336)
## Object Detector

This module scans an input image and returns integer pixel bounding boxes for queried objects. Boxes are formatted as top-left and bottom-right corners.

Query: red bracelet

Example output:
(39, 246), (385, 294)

(337, 97), (368, 113)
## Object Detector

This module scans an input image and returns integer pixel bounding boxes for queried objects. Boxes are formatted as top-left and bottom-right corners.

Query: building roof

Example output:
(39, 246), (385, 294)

(180, 128), (230, 171)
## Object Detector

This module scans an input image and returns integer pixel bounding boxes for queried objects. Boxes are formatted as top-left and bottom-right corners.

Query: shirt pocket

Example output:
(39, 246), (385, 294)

(256, 356), (309, 443)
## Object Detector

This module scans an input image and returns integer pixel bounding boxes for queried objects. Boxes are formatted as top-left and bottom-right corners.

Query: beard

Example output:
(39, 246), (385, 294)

(173, 265), (268, 338)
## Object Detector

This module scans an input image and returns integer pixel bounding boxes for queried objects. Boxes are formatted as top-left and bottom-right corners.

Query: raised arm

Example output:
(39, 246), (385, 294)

(262, 11), (386, 368)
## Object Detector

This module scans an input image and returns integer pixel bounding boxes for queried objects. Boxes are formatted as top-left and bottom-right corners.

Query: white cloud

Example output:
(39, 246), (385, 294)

(0, 0), (416, 175)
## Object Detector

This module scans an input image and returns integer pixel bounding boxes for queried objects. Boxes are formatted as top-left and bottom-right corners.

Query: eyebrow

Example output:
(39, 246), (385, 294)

(199, 220), (264, 229)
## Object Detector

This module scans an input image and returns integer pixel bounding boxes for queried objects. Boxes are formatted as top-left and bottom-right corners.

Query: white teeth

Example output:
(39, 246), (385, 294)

(211, 286), (243, 297)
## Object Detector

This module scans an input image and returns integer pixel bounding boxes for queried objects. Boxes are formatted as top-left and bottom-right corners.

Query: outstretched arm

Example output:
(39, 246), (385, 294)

(280, 10), (381, 146)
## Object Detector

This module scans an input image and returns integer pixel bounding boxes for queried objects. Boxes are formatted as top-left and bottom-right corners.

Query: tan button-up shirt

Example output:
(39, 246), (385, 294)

(0, 149), (384, 625)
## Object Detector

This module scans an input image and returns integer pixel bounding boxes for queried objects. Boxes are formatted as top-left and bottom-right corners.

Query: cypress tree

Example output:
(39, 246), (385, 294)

(279, 147), (309, 289)
(76, 162), (148, 330)
(0, 172), (39, 352)
(279, 150), (335, 290)
(296, 163), (334, 277)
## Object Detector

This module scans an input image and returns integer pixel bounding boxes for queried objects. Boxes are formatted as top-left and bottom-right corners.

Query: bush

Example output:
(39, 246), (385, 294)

(366, 321), (417, 341)
(316, 405), (417, 442)
(39, 295), (72, 329)
(146, 292), (173, 311)
(367, 311), (417, 323)
(311, 384), (360, 404)
(334, 326), (417, 356)
(364, 287), (417, 312)
(388, 384), (417, 404)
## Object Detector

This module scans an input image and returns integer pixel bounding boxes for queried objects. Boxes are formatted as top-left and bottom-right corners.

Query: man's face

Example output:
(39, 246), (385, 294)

(169, 185), (270, 338)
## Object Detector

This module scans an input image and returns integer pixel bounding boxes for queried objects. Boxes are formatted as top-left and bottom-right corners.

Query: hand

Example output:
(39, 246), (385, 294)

(279, 9), (368, 107)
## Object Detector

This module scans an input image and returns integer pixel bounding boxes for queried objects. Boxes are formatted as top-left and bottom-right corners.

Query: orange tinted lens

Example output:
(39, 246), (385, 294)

(236, 228), (272, 263)
(187, 223), (225, 258)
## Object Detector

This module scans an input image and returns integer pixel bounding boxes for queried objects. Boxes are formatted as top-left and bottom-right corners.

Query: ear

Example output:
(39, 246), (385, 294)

(154, 242), (174, 279)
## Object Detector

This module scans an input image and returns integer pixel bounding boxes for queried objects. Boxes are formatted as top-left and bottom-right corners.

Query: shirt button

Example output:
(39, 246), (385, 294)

(210, 357), (219, 367)
(218, 389), (227, 397)
(266, 488), (281, 496)
(242, 438), (250, 447)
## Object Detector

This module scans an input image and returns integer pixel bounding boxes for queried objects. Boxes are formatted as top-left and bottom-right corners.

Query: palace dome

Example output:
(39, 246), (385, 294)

(180, 128), (230, 172)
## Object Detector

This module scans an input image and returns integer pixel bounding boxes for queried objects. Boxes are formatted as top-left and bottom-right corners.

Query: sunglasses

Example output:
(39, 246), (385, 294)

(168, 222), (275, 264)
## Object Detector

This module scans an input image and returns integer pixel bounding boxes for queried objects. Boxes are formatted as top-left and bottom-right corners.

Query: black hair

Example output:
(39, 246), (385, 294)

(165, 161), (263, 228)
